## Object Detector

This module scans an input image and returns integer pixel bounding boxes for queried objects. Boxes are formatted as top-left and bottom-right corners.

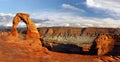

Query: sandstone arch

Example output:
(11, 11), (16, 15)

(11, 13), (40, 39)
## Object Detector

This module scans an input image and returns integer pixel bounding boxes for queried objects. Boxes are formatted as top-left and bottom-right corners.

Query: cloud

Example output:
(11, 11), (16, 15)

(30, 12), (120, 28)
(0, 13), (49, 27)
(0, 13), (14, 27)
(1, 12), (120, 28)
(0, 13), (15, 17)
(86, 0), (120, 17)
(62, 4), (85, 12)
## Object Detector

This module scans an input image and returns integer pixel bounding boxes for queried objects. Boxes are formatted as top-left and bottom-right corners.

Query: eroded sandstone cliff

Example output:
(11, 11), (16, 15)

(37, 27), (120, 55)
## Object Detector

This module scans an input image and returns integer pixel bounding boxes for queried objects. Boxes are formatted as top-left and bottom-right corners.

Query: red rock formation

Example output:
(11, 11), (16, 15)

(46, 28), (54, 35)
(96, 34), (115, 55)
(11, 13), (40, 39)
(10, 13), (42, 49)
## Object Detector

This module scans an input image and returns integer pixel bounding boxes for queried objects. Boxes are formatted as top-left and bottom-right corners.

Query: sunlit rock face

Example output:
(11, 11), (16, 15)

(11, 13), (40, 39)
(38, 27), (119, 55)
(96, 34), (115, 56)
(10, 13), (42, 48)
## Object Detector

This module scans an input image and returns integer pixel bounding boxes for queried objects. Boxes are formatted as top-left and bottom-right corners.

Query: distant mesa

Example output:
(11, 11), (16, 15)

(38, 27), (119, 55)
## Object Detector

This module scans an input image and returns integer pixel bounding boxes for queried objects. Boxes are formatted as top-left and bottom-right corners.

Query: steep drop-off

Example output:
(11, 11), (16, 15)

(37, 27), (120, 55)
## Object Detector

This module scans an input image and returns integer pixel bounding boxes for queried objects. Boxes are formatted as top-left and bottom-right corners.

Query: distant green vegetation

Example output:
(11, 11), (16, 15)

(41, 35), (97, 47)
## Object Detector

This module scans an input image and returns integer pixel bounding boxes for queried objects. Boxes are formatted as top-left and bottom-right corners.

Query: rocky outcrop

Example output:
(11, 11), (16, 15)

(0, 31), (120, 62)
(10, 25), (120, 55)
(96, 34), (115, 55)
(38, 27), (120, 55)
(10, 13), (42, 49)
(11, 13), (40, 39)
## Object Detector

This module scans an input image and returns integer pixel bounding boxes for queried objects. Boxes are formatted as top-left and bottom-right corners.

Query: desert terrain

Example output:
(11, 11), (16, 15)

(0, 27), (120, 62)
(0, 0), (119, 62)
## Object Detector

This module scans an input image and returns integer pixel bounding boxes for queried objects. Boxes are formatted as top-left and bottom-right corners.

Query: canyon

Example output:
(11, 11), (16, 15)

(0, 13), (120, 62)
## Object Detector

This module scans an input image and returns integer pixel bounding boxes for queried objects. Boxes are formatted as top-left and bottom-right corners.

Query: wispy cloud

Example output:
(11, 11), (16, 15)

(62, 4), (85, 12)
(0, 13), (15, 16)
(86, 0), (120, 17)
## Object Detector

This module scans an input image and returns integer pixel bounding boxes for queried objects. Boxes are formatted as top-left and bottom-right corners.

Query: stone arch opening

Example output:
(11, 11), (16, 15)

(11, 13), (40, 39)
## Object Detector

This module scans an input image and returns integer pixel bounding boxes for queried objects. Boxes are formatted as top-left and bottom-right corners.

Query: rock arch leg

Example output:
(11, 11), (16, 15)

(11, 14), (21, 37)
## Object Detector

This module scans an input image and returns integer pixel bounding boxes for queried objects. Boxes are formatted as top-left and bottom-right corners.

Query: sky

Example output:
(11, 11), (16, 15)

(0, 0), (120, 28)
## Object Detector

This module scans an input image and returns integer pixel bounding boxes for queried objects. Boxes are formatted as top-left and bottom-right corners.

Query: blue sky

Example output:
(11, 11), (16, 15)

(0, 0), (107, 18)
(0, 0), (120, 27)
(0, 0), (85, 13)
